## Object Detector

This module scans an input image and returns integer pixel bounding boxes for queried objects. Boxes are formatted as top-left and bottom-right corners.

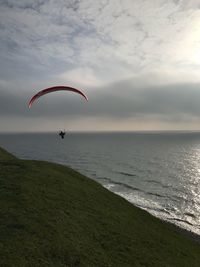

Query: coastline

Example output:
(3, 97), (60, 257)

(108, 187), (200, 244)
(163, 218), (200, 244)
(1, 144), (200, 243)
(1, 146), (200, 266)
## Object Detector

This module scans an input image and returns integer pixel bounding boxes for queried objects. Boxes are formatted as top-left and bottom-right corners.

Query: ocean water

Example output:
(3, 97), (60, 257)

(1, 132), (200, 235)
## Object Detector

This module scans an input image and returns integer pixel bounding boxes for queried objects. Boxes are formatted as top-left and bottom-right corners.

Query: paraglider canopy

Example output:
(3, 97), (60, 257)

(28, 85), (88, 108)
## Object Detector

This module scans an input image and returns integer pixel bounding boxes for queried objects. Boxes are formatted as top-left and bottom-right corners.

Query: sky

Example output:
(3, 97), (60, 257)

(1, 0), (200, 132)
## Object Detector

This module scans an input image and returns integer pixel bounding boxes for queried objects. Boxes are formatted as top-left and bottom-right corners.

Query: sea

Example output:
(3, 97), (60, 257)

(0, 132), (200, 236)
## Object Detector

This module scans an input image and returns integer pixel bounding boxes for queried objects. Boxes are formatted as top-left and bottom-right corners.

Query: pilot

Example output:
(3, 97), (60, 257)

(59, 131), (66, 139)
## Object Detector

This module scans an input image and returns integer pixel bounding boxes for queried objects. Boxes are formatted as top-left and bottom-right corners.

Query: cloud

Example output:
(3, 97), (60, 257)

(1, 1), (200, 131)
(1, 70), (200, 131)
(1, 74), (200, 121)
(178, 0), (200, 10)
(1, 0), (200, 85)
(59, 67), (103, 87)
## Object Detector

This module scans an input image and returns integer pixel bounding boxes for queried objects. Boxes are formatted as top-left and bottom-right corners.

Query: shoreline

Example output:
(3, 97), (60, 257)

(163, 218), (200, 244)
(2, 145), (200, 244)
(97, 181), (200, 244)
(107, 187), (200, 244)
(1, 146), (200, 266)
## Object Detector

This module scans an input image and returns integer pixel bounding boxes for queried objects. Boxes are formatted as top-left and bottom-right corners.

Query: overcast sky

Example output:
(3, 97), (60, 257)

(1, 0), (200, 132)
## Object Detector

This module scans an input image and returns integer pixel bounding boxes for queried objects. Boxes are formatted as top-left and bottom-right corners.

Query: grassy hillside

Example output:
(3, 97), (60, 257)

(0, 146), (200, 267)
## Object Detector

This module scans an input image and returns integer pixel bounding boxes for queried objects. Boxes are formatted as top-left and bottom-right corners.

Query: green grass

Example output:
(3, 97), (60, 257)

(0, 146), (200, 266)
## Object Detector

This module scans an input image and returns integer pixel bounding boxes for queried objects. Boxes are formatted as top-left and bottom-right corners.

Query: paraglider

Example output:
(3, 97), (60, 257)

(28, 86), (88, 139)
(28, 85), (88, 108)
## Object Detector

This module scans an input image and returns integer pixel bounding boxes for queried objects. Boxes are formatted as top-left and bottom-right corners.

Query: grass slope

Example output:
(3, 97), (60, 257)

(0, 147), (200, 267)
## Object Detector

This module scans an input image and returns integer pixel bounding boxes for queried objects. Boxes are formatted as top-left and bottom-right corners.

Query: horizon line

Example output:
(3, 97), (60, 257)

(1, 130), (200, 134)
